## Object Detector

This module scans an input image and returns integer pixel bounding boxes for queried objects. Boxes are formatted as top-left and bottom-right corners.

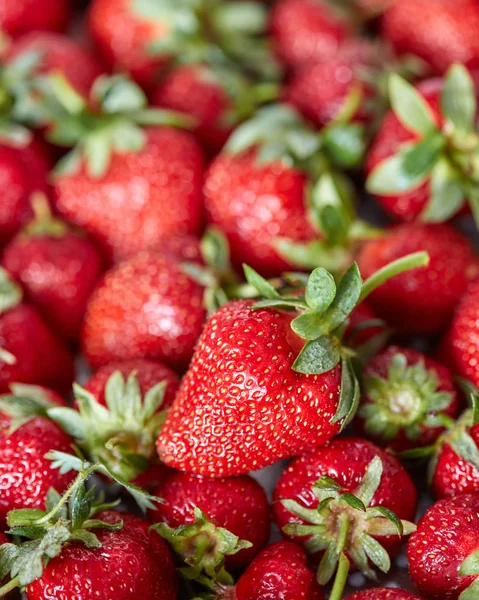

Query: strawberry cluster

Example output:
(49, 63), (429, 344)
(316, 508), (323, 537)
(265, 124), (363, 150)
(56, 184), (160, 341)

(0, 1), (476, 599)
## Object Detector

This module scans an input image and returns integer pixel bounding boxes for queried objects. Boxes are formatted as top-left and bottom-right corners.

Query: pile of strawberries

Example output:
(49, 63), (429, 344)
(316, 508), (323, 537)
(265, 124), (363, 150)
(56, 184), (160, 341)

(0, 0), (477, 598)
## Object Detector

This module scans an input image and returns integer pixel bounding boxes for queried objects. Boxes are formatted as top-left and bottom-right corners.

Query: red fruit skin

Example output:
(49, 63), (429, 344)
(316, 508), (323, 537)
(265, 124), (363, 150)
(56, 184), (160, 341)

(26, 510), (179, 600)
(0, 138), (53, 247)
(148, 471), (270, 569)
(88, 0), (167, 89)
(55, 127), (205, 262)
(270, 0), (351, 69)
(0, 414), (74, 527)
(84, 358), (180, 407)
(81, 251), (206, 372)
(0, 0), (70, 36)
(346, 302), (383, 347)
(204, 150), (316, 277)
(447, 277), (479, 389)
(382, 0), (479, 75)
(152, 234), (202, 263)
(407, 494), (479, 599)
(152, 65), (233, 154)
(0, 304), (75, 394)
(235, 541), (325, 600)
(357, 223), (479, 335)
(7, 32), (104, 99)
(366, 79), (443, 221)
(273, 438), (418, 558)
(359, 345), (459, 452)
(345, 590), (423, 600)
(432, 423), (479, 499)
(158, 299), (342, 477)
(2, 232), (103, 341)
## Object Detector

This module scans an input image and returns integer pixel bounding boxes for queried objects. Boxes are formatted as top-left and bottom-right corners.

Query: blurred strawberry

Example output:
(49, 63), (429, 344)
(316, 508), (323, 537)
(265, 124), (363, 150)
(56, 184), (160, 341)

(0, 0), (70, 36)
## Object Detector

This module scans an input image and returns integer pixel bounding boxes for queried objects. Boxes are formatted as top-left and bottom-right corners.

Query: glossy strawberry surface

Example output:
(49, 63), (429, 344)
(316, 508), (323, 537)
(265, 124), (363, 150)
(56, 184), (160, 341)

(345, 590), (423, 600)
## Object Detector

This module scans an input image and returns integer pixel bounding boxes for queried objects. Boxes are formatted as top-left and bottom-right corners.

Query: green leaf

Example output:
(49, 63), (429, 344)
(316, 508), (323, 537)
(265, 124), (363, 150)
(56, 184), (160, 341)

(442, 64), (476, 133)
(389, 74), (437, 135)
(341, 493), (366, 512)
(354, 456), (383, 507)
(305, 268), (336, 313)
(460, 579), (479, 600)
(292, 336), (341, 375)
(321, 263), (362, 332)
(422, 158), (465, 221)
(47, 407), (88, 440)
(461, 550), (479, 576)
(321, 122), (366, 168)
(291, 312), (325, 341)
(96, 464), (160, 512)
(83, 134), (112, 180)
(201, 227), (231, 271)
(360, 533), (391, 574)
(0, 267), (23, 314)
(243, 265), (280, 299)
(368, 507), (404, 536)
(401, 132), (445, 179)
(450, 431), (479, 471)
(332, 357), (360, 428)
(93, 75), (147, 113)
(313, 476), (343, 493)
(69, 529), (102, 548)
(0, 544), (19, 580)
(70, 485), (92, 530)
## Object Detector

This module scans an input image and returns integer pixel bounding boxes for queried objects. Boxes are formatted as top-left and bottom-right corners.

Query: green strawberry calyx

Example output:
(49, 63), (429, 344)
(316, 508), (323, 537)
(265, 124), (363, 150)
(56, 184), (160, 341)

(244, 251), (429, 429)
(0, 267), (23, 315)
(280, 456), (416, 600)
(153, 507), (251, 592)
(225, 104), (378, 273)
(41, 73), (195, 180)
(0, 458), (159, 596)
(361, 352), (456, 443)
(367, 63), (479, 229)
(459, 548), (479, 600)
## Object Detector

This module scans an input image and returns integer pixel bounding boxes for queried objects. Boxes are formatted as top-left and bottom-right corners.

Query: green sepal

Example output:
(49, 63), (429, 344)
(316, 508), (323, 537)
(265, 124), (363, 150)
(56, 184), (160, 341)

(388, 73), (437, 136)
(459, 579), (479, 600)
(441, 64), (476, 135)
(0, 267), (22, 314)
(320, 122), (366, 169)
(460, 550), (479, 576)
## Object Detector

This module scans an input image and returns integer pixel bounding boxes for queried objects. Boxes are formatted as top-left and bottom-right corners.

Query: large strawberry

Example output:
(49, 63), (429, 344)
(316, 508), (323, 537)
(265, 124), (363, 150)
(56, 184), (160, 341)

(41, 73), (204, 262)
(273, 438), (417, 596)
(345, 591), (423, 600)
(357, 223), (479, 335)
(158, 253), (429, 476)
(6, 32), (104, 99)
(0, 268), (74, 393)
(0, 0), (70, 36)
(407, 494), (479, 599)
(445, 277), (479, 389)
(234, 541), (325, 600)
(0, 466), (179, 599)
(359, 345), (459, 452)
(2, 195), (103, 340)
(382, 0), (479, 75)
(149, 471), (270, 572)
(367, 65), (479, 226)
(204, 104), (369, 277)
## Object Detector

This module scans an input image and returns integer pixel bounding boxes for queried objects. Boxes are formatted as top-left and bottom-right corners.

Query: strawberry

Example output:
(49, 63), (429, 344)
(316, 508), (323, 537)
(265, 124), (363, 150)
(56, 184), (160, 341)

(345, 302), (385, 348)
(357, 223), (479, 335)
(367, 65), (479, 226)
(158, 254), (429, 476)
(2, 195), (103, 340)
(41, 73), (204, 262)
(273, 438), (417, 595)
(204, 104), (368, 277)
(0, 0), (70, 36)
(149, 471), (270, 572)
(359, 345), (459, 452)
(0, 387), (74, 526)
(84, 358), (179, 407)
(270, 0), (352, 69)
(0, 466), (179, 599)
(407, 494), (479, 599)
(234, 541), (325, 600)
(445, 277), (479, 389)
(6, 32), (104, 99)
(153, 234), (202, 263)
(0, 268), (74, 394)
(345, 591), (423, 600)
(382, 0), (479, 75)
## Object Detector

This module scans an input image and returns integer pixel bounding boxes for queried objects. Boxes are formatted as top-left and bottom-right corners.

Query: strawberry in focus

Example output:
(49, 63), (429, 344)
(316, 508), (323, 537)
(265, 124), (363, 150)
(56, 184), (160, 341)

(345, 591), (423, 600)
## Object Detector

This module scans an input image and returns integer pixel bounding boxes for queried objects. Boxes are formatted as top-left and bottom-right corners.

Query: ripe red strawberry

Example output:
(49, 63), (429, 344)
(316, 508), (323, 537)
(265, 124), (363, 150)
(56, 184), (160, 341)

(158, 256), (428, 476)
(0, 269), (75, 393)
(445, 277), (479, 389)
(204, 105), (367, 277)
(234, 541), (325, 600)
(273, 438), (417, 591)
(82, 250), (206, 371)
(0, 0), (70, 36)
(357, 223), (479, 335)
(345, 302), (384, 348)
(0, 471), (179, 599)
(6, 32), (104, 99)
(345, 591), (423, 600)
(2, 196), (103, 340)
(149, 471), (270, 571)
(0, 137), (53, 247)
(0, 398), (74, 526)
(84, 359), (180, 407)
(153, 234), (202, 263)
(367, 66), (479, 224)
(270, 0), (352, 68)
(407, 494), (479, 599)
(359, 345), (459, 452)
(382, 0), (479, 75)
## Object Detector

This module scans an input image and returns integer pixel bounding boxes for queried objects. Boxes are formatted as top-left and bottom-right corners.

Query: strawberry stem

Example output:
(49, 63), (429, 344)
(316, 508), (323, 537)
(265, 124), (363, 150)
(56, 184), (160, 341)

(328, 553), (350, 600)
(359, 251), (430, 303)
(0, 576), (19, 596)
